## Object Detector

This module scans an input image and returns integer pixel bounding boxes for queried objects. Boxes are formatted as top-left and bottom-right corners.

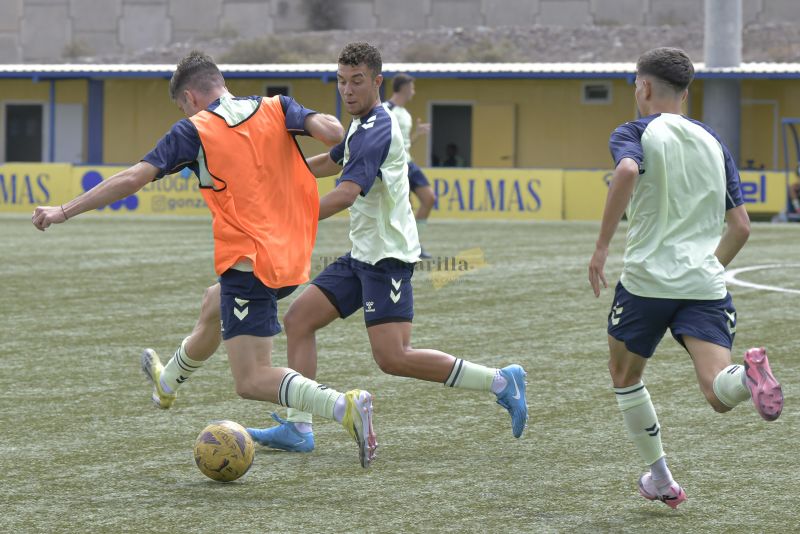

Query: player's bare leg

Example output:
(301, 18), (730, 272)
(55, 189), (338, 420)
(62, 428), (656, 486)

(142, 283), (222, 408)
(413, 185), (436, 259)
(183, 283), (223, 361)
(284, 284), (341, 379)
(247, 285), (339, 451)
(227, 334), (376, 468)
(684, 336), (737, 413)
(686, 335), (784, 420)
(367, 322), (528, 438)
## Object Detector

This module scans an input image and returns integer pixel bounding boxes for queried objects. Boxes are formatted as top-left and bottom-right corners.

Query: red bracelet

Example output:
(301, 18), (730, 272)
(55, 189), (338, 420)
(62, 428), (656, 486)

(61, 205), (68, 220)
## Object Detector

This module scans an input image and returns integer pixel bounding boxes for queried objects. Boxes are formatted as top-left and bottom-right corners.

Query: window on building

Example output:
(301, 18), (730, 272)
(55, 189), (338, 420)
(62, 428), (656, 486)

(265, 85), (290, 97)
(430, 104), (472, 167)
(582, 82), (612, 105)
(4, 103), (44, 162)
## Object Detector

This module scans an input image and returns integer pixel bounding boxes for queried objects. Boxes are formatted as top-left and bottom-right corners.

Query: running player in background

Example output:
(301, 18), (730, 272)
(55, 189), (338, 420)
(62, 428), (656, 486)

(386, 73), (435, 259)
(588, 47), (784, 508)
(246, 42), (528, 453)
(31, 51), (377, 468)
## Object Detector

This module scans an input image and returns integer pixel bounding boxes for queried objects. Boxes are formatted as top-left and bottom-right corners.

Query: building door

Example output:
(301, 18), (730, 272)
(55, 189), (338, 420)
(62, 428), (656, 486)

(472, 103), (515, 167)
(5, 104), (44, 162)
(55, 103), (84, 163)
(430, 103), (471, 167)
(741, 99), (778, 170)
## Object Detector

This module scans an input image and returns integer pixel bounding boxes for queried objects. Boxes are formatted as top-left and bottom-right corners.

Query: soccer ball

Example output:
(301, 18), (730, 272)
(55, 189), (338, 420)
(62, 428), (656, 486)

(193, 420), (255, 482)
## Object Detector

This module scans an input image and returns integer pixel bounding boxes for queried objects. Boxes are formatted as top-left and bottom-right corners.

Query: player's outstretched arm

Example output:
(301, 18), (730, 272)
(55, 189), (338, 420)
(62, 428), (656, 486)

(306, 153), (343, 178)
(589, 157), (639, 297)
(318, 181), (361, 220)
(305, 113), (345, 147)
(715, 204), (751, 267)
(411, 117), (431, 144)
(31, 161), (159, 231)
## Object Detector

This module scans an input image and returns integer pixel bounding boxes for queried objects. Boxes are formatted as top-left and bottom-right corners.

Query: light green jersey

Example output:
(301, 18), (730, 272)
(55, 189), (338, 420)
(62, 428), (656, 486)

(609, 113), (744, 300)
(331, 104), (420, 265)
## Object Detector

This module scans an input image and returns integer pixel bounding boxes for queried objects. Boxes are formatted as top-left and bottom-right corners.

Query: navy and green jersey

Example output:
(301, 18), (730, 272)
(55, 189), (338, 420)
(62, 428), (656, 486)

(142, 94), (316, 181)
(330, 103), (420, 265)
(609, 112), (744, 300)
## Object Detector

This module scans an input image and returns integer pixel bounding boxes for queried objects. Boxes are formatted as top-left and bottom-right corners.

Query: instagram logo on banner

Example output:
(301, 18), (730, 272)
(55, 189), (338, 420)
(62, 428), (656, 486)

(82, 170), (138, 211)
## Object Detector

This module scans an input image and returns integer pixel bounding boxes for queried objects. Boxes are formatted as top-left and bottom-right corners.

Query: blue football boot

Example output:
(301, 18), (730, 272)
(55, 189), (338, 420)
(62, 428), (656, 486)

(495, 364), (528, 438)
(247, 413), (315, 453)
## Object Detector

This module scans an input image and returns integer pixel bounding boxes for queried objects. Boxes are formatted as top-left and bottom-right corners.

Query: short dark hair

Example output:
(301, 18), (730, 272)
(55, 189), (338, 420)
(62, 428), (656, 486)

(338, 42), (382, 78)
(636, 47), (694, 92)
(169, 51), (225, 100)
(392, 73), (414, 92)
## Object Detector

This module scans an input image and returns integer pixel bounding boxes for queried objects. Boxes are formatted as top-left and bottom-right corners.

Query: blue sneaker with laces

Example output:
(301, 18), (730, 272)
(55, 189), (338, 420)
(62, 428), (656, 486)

(495, 364), (528, 438)
(246, 413), (315, 453)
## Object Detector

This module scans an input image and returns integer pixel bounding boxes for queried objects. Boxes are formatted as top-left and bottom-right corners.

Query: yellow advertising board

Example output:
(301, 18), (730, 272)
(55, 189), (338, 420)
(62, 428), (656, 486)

(425, 168), (563, 220)
(563, 169), (788, 220)
(73, 166), (209, 216)
(563, 170), (612, 221)
(0, 164), (73, 213)
(1, 164), (789, 220)
(738, 171), (787, 214)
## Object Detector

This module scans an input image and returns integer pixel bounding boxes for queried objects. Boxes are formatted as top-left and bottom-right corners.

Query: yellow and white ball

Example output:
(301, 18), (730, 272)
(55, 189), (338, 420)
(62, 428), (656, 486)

(193, 420), (255, 482)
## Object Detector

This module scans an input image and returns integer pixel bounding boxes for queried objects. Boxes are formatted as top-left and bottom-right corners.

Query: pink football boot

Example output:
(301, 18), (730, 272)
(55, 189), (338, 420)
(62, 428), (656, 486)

(638, 472), (687, 509)
(744, 347), (784, 421)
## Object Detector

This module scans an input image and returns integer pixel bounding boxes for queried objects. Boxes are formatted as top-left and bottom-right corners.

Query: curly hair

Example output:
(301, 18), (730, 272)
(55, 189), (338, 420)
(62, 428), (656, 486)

(169, 51), (225, 100)
(338, 42), (382, 77)
(636, 47), (695, 92)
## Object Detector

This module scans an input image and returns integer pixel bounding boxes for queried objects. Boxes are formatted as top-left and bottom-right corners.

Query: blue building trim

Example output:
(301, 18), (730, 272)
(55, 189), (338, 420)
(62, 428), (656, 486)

(87, 79), (104, 164)
(3, 67), (800, 81)
(49, 79), (56, 162)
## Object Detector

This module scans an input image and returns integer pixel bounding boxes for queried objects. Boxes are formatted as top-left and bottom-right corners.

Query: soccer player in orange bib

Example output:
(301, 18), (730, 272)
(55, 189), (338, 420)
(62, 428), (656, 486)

(31, 51), (377, 468)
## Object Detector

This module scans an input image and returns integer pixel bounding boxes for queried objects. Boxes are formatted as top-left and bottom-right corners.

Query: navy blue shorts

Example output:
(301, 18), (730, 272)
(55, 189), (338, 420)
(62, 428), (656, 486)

(408, 161), (430, 190)
(312, 252), (414, 326)
(607, 282), (736, 358)
(219, 270), (297, 340)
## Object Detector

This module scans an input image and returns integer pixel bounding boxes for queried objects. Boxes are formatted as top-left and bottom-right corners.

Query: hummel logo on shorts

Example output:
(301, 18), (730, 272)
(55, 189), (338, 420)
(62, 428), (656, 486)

(390, 278), (402, 303)
(611, 304), (624, 326)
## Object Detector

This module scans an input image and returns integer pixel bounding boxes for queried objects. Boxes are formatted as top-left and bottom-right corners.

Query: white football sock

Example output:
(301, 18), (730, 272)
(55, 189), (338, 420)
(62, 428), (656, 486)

(279, 371), (342, 422)
(160, 337), (205, 393)
(712, 364), (750, 408)
(332, 396), (346, 422)
(615, 382), (666, 465)
(491, 371), (507, 394)
(286, 407), (313, 431)
(444, 358), (496, 392)
(649, 456), (673, 491)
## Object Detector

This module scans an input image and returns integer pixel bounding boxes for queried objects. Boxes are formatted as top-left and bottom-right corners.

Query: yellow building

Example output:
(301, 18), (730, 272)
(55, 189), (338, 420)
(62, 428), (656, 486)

(1, 62), (798, 218)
